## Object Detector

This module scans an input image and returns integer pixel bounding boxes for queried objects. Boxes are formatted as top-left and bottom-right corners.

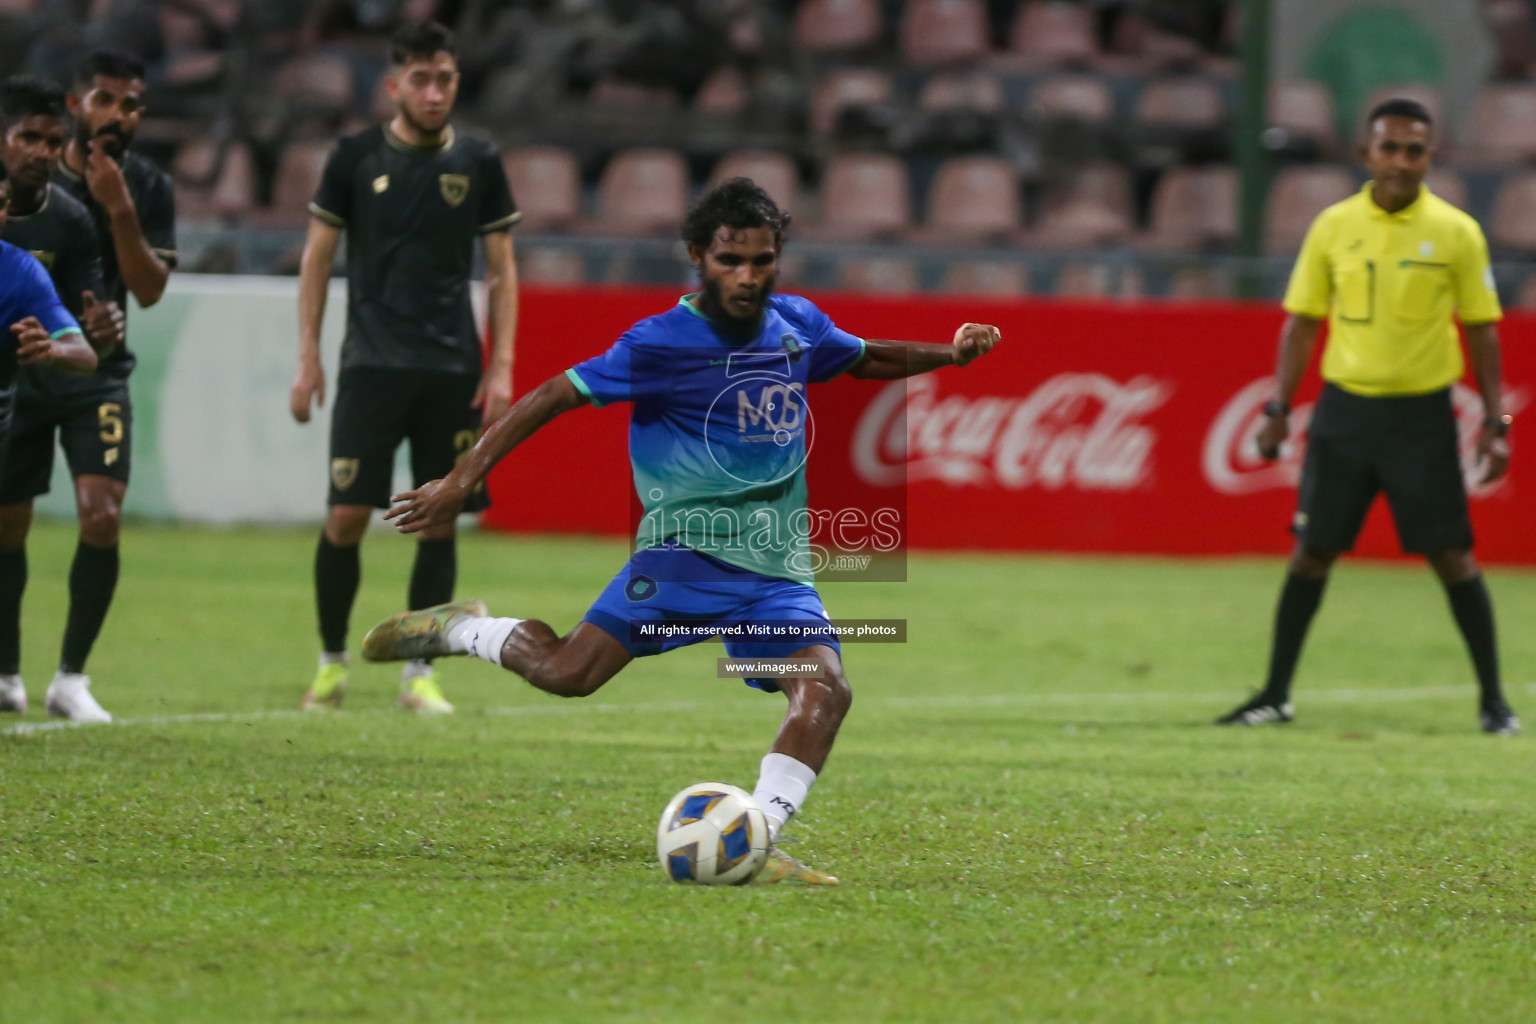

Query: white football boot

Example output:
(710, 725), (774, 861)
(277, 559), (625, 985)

(45, 672), (113, 724)
(0, 673), (25, 713)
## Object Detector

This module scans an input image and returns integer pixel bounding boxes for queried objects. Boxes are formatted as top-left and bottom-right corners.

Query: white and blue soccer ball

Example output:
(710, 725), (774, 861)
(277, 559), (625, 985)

(656, 782), (769, 885)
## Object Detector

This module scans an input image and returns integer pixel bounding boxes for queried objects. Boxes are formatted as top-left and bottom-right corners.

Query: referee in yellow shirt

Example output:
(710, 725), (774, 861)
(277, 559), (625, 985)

(1217, 98), (1519, 735)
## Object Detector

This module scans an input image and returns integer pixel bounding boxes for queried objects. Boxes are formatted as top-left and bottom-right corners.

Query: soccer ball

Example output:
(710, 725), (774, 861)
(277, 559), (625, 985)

(656, 782), (769, 885)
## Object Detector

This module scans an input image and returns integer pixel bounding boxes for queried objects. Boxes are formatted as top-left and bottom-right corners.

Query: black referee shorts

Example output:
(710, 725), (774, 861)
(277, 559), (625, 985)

(1293, 383), (1472, 554)
(327, 366), (490, 512)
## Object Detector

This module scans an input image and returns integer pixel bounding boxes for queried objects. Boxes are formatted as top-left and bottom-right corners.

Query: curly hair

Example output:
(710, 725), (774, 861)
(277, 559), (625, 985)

(681, 177), (791, 251)
(0, 75), (67, 125)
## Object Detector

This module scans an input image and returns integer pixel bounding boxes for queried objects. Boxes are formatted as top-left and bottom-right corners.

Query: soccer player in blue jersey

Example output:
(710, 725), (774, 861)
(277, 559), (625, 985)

(0, 198), (102, 718)
(360, 179), (1000, 883)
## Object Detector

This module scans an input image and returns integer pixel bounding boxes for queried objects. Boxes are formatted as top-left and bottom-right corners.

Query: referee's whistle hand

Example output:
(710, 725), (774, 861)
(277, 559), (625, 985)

(1256, 415), (1289, 461)
(1477, 432), (1511, 484)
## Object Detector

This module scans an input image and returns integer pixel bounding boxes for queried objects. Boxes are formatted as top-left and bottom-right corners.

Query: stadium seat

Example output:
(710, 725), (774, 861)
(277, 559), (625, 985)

(710, 150), (800, 212)
(1054, 263), (1145, 299)
(263, 140), (334, 227)
(502, 147), (581, 233)
(838, 256), (919, 294)
(517, 247), (585, 285)
(1134, 77), (1225, 129)
(900, 0), (991, 67)
(1264, 165), (1356, 254)
(1002, 1), (1098, 69)
(909, 156), (1022, 244)
(1028, 161), (1134, 249)
(581, 148), (690, 237)
(1029, 74), (1115, 122)
(918, 72), (1005, 113)
(1488, 170), (1536, 252)
(1139, 164), (1238, 251)
(1167, 268), (1235, 299)
(808, 68), (894, 138)
(940, 260), (1030, 296)
(588, 77), (679, 109)
(801, 154), (913, 242)
(173, 139), (255, 222)
(1466, 84), (1536, 166)
(1425, 167), (1468, 211)
(1514, 272), (1536, 308)
(695, 66), (747, 114)
(1268, 79), (1336, 152)
(272, 54), (354, 120)
(792, 0), (883, 54)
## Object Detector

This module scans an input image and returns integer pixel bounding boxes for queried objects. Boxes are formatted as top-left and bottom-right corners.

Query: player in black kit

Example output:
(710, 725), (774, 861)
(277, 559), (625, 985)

(291, 21), (519, 714)
(0, 73), (134, 723)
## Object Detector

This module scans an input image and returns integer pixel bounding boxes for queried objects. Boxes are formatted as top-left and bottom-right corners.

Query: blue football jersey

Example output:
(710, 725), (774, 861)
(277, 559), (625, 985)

(567, 294), (865, 583)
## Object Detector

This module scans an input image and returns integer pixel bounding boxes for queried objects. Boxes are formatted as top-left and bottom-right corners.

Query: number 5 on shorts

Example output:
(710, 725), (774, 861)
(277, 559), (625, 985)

(98, 403), (124, 444)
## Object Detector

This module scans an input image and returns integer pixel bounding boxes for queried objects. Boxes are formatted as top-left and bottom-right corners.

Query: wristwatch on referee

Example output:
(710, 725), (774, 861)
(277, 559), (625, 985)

(1262, 399), (1290, 419)
(1483, 412), (1513, 437)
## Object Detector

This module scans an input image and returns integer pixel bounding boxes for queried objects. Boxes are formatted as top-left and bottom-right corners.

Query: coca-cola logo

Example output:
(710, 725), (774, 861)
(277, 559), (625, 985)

(852, 373), (1171, 491)
(1204, 377), (1529, 497)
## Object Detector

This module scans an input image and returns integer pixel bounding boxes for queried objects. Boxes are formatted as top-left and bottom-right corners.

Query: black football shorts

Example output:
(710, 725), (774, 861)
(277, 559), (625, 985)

(327, 366), (490, 511)
(0, 382), (132, 503)
(1293, 383), (1472, 554)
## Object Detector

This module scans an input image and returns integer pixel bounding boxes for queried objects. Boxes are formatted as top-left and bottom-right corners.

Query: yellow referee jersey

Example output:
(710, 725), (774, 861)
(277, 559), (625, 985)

(1282, 182), (1502, 397)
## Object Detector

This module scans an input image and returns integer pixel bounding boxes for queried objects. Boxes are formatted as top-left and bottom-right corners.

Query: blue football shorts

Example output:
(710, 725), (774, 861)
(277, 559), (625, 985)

(582, 545), (840, 692)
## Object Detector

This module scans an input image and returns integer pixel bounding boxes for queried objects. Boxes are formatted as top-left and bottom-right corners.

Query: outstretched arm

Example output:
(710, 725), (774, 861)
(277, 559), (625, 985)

(386, 372), (586, 532)
(846, 322), (1000, 380)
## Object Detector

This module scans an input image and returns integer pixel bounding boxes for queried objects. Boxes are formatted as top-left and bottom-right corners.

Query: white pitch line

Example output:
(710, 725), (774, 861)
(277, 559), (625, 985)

(4, 682), (1532, 738)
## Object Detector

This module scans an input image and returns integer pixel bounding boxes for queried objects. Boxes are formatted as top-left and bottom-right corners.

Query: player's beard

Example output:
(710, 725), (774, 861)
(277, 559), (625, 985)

(698, 271), (776, 328)
(81, 121), (130, 159)
(399, 101), (449, 141)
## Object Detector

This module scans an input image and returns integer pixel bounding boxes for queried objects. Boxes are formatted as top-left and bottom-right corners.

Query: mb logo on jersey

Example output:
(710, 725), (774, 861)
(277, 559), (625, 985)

(439, 174), (470, 207)
(737, 381), (805, 436)
(331, 458), (359, 491)
(780, 333), (804, 362)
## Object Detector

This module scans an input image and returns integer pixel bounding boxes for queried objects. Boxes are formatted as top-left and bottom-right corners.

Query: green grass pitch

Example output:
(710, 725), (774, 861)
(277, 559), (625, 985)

(3, 522), (1535, 1023)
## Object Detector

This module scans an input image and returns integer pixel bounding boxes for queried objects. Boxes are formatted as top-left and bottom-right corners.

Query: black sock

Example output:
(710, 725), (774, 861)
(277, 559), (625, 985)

(1445, 574), (1504, 708)
(0, 548), (26, 675)
(61, 543), (119, 674)
(315, 532), (360, 654)
(1261, 573), (1327, 703)
(409, 537), (456, 611)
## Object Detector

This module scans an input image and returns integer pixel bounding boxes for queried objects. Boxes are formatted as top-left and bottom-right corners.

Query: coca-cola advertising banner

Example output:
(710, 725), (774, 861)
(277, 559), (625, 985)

(484, 287), (1534, 564)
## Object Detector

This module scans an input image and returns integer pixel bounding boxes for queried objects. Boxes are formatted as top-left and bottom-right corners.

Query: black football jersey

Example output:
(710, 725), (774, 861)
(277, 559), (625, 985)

(310, 124), (519, 377)
(1, 183), (113, 400)
(53, 148), (178, 381)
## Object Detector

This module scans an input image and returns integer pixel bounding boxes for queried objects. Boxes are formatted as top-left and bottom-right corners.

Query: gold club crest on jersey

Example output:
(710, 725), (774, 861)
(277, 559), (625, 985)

(439, 174), (469, 207)
(331, 458), (359, 490)
(372, 174), (389, 194)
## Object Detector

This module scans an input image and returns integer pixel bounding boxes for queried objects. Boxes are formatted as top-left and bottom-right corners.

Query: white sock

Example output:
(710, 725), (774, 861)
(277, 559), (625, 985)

(752, 752), (818, 842)
(401, 659), (434, 683)
(319, 651), (348, 667)
(446, 615), (522, 665)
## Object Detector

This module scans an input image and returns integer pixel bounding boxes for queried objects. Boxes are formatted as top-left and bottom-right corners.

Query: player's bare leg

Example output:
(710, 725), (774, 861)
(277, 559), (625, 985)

(364, 607), (631, 692)
(0, 500), (33, 713)
(304, 503), (371, 710)
(42, 475), (124, 723)
(751, 644), (848, 885)
(1217, 543), (1339, 726)
(1427, 547), (1518, 735)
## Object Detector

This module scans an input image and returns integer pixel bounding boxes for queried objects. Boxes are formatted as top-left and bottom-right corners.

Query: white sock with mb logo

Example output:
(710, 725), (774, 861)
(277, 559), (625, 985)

(447, 616), (522, 666)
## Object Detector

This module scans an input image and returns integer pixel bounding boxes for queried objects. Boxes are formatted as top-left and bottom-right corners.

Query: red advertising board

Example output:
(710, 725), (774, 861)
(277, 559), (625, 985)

(484, 287), (1535, 563)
